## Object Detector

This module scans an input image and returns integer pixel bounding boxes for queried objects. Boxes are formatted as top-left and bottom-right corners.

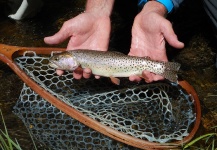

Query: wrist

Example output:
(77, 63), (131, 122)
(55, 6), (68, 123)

(155, 0), (174, 13)
(139, 0), (173, 14)
(141, 1), (167, 16)
(85, 0), (114, 17)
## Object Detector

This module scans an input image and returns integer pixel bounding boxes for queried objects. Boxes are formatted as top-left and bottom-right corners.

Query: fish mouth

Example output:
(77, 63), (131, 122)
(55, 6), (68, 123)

(49, 62), (59, 69)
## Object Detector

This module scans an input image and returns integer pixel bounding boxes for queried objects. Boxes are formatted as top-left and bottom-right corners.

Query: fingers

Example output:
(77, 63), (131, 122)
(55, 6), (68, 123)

(72, 67), (85, 79)
(72, 67), (99, 80)
(129, 75), (142, 82)
(161, 21), (184, 49)
(142, 71), (164, 83)
(56, 69), (64, 76)
(44, 22), (71, 45)
(83, 68), (92, 79)
(129, 71), (164, 83)
(94, 75), (101, 79)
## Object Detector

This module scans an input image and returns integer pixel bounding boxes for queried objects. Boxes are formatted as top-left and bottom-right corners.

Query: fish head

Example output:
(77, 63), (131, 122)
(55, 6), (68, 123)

(49, 52), (79, 71)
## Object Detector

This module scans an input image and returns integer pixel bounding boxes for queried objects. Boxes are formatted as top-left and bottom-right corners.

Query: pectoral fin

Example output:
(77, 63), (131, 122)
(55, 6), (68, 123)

(110, 76), (120, 85)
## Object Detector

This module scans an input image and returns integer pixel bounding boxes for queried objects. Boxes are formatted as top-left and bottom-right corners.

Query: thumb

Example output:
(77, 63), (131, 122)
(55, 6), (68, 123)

(162, 22), (184, 49)
(44, 25), (71, 45)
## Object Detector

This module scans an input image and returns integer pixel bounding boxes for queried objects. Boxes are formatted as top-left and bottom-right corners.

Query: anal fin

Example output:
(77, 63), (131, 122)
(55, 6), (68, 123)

(110, 76), (120, 85)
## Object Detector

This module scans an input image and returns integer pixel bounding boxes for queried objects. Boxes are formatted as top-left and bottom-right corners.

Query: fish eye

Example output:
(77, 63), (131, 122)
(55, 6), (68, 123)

(54, 57), (59, 61)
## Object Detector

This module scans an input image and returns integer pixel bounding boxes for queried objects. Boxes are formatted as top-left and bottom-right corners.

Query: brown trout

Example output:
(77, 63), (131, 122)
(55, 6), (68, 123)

(49, 50), (180, 84)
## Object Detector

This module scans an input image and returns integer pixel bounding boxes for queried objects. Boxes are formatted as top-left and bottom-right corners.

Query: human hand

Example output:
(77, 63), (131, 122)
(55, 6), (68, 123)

(129, 1), (184, 83)
(44, 12), (111, 79)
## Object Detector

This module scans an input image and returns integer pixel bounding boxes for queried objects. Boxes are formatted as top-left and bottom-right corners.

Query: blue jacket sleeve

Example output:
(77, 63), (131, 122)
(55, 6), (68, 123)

(138, 0), (185, 11)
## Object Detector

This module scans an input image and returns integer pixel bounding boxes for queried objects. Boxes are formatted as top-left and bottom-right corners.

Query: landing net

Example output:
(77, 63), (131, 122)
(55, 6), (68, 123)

(13, 51), (196, 149)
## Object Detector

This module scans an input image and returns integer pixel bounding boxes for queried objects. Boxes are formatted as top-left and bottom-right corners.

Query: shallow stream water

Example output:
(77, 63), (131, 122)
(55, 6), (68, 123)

(0, 0), (217, 149)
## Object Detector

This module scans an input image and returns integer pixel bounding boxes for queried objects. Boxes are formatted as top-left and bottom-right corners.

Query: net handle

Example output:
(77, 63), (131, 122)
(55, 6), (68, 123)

(0, 43), (201, 149)
(0, 43), (65, 60)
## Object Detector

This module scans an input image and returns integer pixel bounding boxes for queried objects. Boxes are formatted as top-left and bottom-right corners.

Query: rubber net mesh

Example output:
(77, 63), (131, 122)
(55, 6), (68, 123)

(13, 52), (196, 149)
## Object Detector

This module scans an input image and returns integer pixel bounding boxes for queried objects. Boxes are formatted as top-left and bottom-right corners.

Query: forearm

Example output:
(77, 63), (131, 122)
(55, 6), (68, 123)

(85, 0), (115, 16)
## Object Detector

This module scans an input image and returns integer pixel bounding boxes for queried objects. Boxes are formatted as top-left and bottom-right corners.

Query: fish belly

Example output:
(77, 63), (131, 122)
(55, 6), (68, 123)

(89, 66), (142, 77)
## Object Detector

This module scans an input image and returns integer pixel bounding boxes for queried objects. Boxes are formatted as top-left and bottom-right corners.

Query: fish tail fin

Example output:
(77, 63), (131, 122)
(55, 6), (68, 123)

(162, 62), (181, 83)
(165, 62), (181, 71)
